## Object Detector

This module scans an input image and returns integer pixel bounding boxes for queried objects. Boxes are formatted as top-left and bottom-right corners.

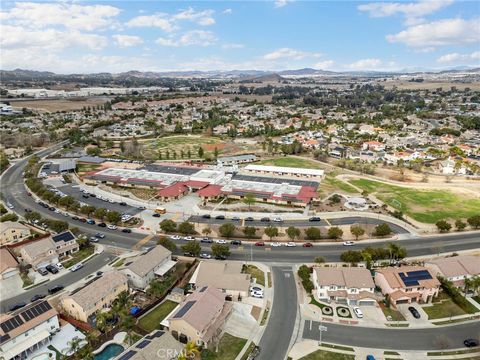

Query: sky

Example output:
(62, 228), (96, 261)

(1, 0), (479, 73)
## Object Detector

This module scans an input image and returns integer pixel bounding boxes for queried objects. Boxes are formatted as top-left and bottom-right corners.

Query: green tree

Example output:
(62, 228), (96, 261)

(286, 226), (301, 242)
(106, 210), (121, 224)
(304, 227), (321, 240)
(455, 219), (467, 231)
(198, 147), (204, 158)
(219, 223), (236, 238)
(94, 207), (107, 220)
(25, 211), (42, 223)
(202, 227), (212, 237)
(374, 223), (392, 236)
(0, 213), (19, 222)
(243, 193), (256, 210)
(160, 219), (177, 233)
(340, 250), (363, 263)
(264, 226), (279, 241)
(213, 147), (219, 159)
(181, 240), (201, 256)
(315, 256), (326, 264)
(157, 237), (177, 252)
(211, 244), (231, 258)
(350, 225), (365, 240)
(436, 220), (452, 233)
(327, 226), (343, 240)
(243, 226), (256, 240)
(178, 221), (195, 235)
(467, 215), (480, 229)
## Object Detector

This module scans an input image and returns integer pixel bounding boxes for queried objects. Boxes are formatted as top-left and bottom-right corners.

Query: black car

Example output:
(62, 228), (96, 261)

(119, 202), (127, 206)
(31, 294), (46, 302)
(215, 215), (225, 220)
(408, 306), (421, 319)
(309, 216), (321, 222)
(82, 194), (89, 198)
(260, 217), (270, 222)
(48, 285), (64, 294)
(464, 338), (479, 347)
(90, 194), (96, 198)
(215, 255), (227, 260)
(201, 237), (213, 243)
(46, 265), (59, 274)
(152, 213), (161, 217)
(245, 217), (254, 222)
(98, 222), (107, 227)
(25, 208), (32, 213)
(9, 302), (27, 312)
(122, 228), (132, 233)
(48, 206), (55, 211)
(183, 252), (195, 257)
(230, 240), (242, 245)
(71, 216), (79, 220)
(202, 214), (211, 219)
(96, 271), (103, 276)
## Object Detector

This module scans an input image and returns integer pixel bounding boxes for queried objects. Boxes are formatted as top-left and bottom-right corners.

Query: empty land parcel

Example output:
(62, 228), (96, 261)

(349, 179), (480, 223)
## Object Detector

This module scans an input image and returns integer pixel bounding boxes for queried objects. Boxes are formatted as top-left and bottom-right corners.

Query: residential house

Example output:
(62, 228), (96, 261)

(189, 260), (251, 299)
(312, 267), (376, 306)
(0, 301), (60, 360)
(374, 266), (440, 307)
(51, 231), (79, 258)
(166, 286), (232, 348)
(0, 222), (30, 245)
(425, 255), (480, 288)
(20, 238), (58, 270)
(61, 271), (128, 323)
(362, 141), (385, 152)
(0, 248), (19, 280)
(121, 246), (176, 290)
(115, 330), (184, 360)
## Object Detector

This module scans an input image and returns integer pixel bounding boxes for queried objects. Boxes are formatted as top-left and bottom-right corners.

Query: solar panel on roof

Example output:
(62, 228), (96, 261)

(117, 350), (137, 360)
(173, 300), (196, 318)
(136, 339), (151, 349)
(0, 315), (24, 333)
(52, 231), (75, 243)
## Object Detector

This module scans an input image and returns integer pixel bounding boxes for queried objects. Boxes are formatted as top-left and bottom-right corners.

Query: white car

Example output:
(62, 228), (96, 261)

(6, 203), (14, 209)
(70, 263), (83, 272)
(343, 241), (355, 246)
(273, 217), (283, 222)
(54, 209), (60, 214)
(184, 236), (195, 241)
(250, 290), (264, 299)
(62, 212), (69, 217)
(170, 235), (181, 241)
(55, 263), (64, 270)
(215, 239), (227, 244)
(353, 307), (364, 318)
(108, 199), (115, 203)
(285, 242), (296, 247)
(270, 242), (282, 247)
(200, 253), (212, 259)
(107, 224), (117, 230)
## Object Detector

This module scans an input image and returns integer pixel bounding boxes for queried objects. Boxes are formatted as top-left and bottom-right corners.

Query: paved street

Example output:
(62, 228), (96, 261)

(257, 266), (298, 360)
(303, 320), (480, 350)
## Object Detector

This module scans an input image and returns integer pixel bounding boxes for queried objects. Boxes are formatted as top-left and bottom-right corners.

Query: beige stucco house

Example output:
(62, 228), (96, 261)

(0, 221), (30, 245)
(425, 255), (480, 288)
(20, 238), (58, 270)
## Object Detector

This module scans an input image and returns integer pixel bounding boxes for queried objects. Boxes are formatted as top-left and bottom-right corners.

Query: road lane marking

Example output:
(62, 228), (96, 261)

(132, 234), (154, 250)
(324, 218), (331, 226)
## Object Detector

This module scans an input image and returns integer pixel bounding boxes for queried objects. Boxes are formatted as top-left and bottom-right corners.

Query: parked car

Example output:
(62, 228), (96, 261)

(250, 286), (263, 293)
(303, 242), (313, 247)
(38, 268), (48, 276)
(122, 228), (132, 233)
(309, 216), (321, 222)
(70, 263), (83, 272)
(250, 290), (264, 299)
(48, 207), (55, 211)
(255, 242), (265, 247)
(95, 232), (105, 239)
(202, 214), (211, 219)
(97, 222), (107, 227)
(353, 307), (364, 318)
(31, 294), (46, 302)
(215, 239), (227, 244)
(231, 216), (240, 221)
(230, 240), (242, 245)
(107, 224), (117, 230)
(90, 236), (99, 243)
(408, 306), (421, 319)
(152, 213), (161, 217)
(48, 285), (64, 294)
(46, 265), (58, 274)
(71, 216), (79, 221)
(119, 202), (127, 206)
(245, 217), (254, 222)
(464, 339), (479, 347)
(25, 208), (32, 213)
(200, 237), (213, 243)
(9, 302), (26, 312)
(273, 217), (283, 222)
(138, 206), (146, 210)
(86, 219), (96, 225)
(343, 241), (355, 246)
(6, 202), (14, 209)
(55, 263), (64, 270)
(184, 236), (195, 241)
(286, 242), (296, 247)
(200, 253), (212, 259)
(270, 242), (282, 247)
(170, 235), (181, 241)
(215, 255), (227, 260)
(215, 215), (225, 220)
(260, 217), (270, 222)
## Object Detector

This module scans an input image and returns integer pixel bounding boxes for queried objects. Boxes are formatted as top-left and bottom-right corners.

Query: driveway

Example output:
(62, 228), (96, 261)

(0, 274), (24, 301)
(397, 303), (430, 327)
(356, 305), (387, 326)
(224, 302), (257, 339)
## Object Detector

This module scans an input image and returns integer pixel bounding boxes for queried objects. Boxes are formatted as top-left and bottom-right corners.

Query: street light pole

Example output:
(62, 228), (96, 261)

(318, 321), (327, 347)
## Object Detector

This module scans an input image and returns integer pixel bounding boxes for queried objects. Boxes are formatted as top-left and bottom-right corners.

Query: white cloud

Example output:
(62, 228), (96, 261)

(358, 0), (453, 25)
(347, 58), (382, 70)
(222, 43), (244, 49)
(437, 51), (480, 63)
(263, 48), (322, 60)
(156, 30), (217, 47)
(314, 60), (334, 69)
(173, 7), (215, 26)
(274, 0), (293, 8)
(113, 34), (143, 48)
(3, 2), (121, 31)
(126, 13), (176, 32)
(127, 7), (215, 31)
(223, 8), (233, 14)
(386, 18), (480, 49)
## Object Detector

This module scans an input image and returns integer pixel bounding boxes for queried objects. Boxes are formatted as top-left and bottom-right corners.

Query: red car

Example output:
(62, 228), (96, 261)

(303, 242), (313, 247)
(255, 241), (265, 247)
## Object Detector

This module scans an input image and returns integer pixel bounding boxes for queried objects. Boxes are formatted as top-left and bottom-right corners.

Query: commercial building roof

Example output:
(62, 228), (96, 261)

(244, 164), (325, 177)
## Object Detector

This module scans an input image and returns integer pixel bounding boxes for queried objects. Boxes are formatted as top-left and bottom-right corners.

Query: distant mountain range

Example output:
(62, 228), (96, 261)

(1, 67), (479, 82)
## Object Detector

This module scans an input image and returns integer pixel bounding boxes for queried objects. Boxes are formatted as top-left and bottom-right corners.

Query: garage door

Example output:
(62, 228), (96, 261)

(396, 299), (409, 304)
(358, 300), (376, 306)
(1, 269), (18, 279)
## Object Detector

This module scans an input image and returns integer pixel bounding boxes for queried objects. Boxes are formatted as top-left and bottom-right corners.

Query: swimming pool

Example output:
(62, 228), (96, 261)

(93, 343), (124, 360)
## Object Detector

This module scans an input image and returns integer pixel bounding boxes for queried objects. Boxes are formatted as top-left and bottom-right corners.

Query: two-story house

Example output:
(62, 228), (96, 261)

(51, 231), (79, 258)
(0, 221), (30, 245)
(425, 255), (480, 288)
(312, 267), (376, 306)
(374, 266), (440, 307)
(20, 238), (58, 270)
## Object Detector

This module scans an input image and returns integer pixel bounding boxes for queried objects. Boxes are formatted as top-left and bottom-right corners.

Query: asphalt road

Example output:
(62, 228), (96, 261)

(257, 266), (298, 360)
(188, 215), (409, 234)
(0, 252), (115, 313)
(303, 320), (480, 350)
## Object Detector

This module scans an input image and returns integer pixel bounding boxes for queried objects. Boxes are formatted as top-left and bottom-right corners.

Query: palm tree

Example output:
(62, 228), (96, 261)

(66, 337), (82, 358)
(464, 277), (474, 294)
(387, 243), (400, 261)
(178, 342), (201, 360)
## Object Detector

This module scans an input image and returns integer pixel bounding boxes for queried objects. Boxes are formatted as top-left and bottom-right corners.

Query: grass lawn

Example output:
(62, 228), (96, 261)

(243, 265), (265, 286)
(202, 333), (247, 360)
(61, 246), (95, 268)
(321, 174), (359, 195)
(76, 163), (102, 175)
(381, 305), (406, 321)
(112, 258), (125, 268)
(423, 299), (476, 319)
(349, 179), (480, 223)
(309, 297), (334, 316)
(257, 156), (324, 169)
(473, 296), (480, 305)
(336, 307), (352, 318)
(20, 272), (33, 288)
(138, 300), (178, 332)
(301, 350), (355, 360)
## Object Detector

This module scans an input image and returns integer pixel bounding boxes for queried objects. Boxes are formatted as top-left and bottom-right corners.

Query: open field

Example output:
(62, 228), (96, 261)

(257, 156), (325, 169)
(349, 179), (480, 223)
(10, 97), (110, 112)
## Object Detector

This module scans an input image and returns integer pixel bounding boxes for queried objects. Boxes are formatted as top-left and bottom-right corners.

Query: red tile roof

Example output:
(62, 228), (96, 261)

(197, 185), (223, 197)
(157, 182), (189, 197)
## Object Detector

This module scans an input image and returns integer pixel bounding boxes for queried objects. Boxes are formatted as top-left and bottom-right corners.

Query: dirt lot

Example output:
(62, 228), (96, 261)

(9, 97), (111, 112)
